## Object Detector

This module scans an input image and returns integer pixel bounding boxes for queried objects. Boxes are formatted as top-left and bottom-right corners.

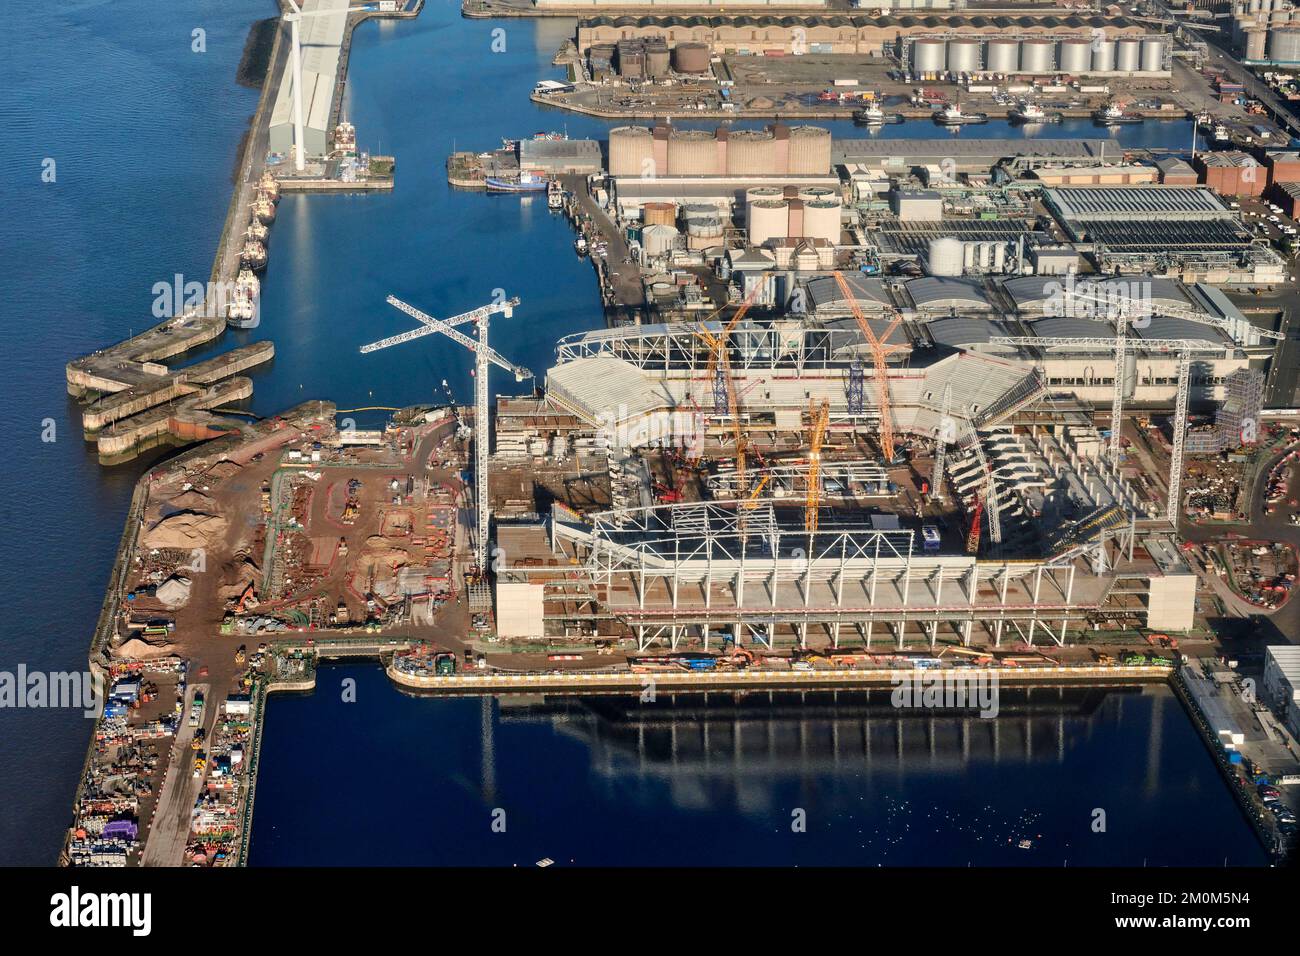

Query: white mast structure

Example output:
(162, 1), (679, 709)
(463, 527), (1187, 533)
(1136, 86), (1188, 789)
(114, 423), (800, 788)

(360, 295), (528, 572)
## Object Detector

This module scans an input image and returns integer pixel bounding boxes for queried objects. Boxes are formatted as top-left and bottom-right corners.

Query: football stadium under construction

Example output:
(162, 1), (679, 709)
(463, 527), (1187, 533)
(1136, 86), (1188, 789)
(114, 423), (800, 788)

(490, 275), (1207, 653)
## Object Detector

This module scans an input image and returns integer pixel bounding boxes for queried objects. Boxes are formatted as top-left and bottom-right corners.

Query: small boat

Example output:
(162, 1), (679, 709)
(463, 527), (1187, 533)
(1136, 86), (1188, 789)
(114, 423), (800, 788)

(241, 240), (267, 272)
(257, 171), (280, 202)
(486, 170), (548, 192)
(1009, 101), (1060, 124)
(1093, 102), (1143, 125)
(225, 269), (260, 329)
(547, 179), (564, 210)
(245, 218), (268, 243)
(1213, 124), (1231, 143)
(575, 236), (588, 256)
(853, 103), (902, 125)
(934, 102), (987, 126)
(252, 195), (276, 224)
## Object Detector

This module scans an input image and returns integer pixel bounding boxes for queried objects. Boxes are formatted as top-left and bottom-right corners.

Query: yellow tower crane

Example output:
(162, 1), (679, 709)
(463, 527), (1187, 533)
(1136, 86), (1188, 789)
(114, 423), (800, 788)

(805, 399), (830, 532)
(832, 271), (905, 463)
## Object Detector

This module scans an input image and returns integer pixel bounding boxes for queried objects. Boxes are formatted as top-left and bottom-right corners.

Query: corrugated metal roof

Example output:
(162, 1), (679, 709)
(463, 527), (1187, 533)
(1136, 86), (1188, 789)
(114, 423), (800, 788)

(906, 277), (991, 310)
(927, 316), (1011, 348)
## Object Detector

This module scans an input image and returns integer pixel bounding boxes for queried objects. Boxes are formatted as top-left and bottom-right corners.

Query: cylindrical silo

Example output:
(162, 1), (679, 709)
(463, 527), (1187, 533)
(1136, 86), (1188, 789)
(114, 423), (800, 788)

(802, 199), (841, 243)
(646, 43), (670, 78)
(1116, 39), (1142, 72)
(787, 125), (831, 175)
(672, 42), (711, 74)
(684, 214), (724, 250)
(1246, 29), (1267, 59)
(913, 38), (946, 74)
(797, 185), (838, 203)
(747, 200), (788, 245)
(1020, 39), (1055, 73)
(947, 38), (981, 74)
(1269, 26), (1300, 62)
(1140, 38), (1165, 72)
(746, 186), (784, 204)
(609, 126), (654, 177)
(993, 243), (1007, 272)
(641, 224), (678, 258)
(986, 39), (1019, 73)
(643, 201), (676, 227)
(726, 128), (776, 175)
(667, 129), (718, 176)
(1058, 38), (1092, 74)
(1092, 38), (1116, 72)
(928, 237), (964, 277)
(962, 242), (976, 271)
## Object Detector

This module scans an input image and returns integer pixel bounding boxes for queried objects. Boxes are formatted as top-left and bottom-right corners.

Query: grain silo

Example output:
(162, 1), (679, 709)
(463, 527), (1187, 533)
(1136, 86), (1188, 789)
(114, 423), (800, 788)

(1019, 39), (1055, 74)
(1058, 38), (1092, 74)
(672, 42), (711, 74)
(797, 185), (838, 203)
(1140, 38), (1165, 72)
(928, 238), (964, 277)
(667, 129), (718, 175)
(802, 199), (841, 244)
(946, 38), (981, 74)
(913, 38), (947, 74)
(787, 125), (831, 175)
(643, 201), (676, 227)
(727, 128), (777, 175)
(609, 126), (655, 177)
(986, 39), (1019, 74)
(747, 199), (789, 245)
(1116, 39), (1142, 72)
(1271, 25), (1300, 61)
(641, 224), (679, 258)
(1092, 38), (1116, 72)
(645, 39), (670, 78)
(1246, 28), (1268, 60)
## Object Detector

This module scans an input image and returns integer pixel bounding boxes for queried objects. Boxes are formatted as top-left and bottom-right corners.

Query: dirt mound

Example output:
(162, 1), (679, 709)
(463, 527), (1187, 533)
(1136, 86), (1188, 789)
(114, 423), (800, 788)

(143, 512), (229, 550)
(114, 636), (177, 659)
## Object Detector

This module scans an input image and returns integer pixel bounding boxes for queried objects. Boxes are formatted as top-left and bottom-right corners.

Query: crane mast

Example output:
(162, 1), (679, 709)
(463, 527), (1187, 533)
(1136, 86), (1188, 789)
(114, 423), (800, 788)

(361, 294), (530, 573)
(930, 382), (952, 502)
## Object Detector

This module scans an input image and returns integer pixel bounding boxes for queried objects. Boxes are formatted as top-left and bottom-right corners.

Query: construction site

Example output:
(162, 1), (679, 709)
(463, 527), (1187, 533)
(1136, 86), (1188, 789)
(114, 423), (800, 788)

(476, 272), (1233, 656)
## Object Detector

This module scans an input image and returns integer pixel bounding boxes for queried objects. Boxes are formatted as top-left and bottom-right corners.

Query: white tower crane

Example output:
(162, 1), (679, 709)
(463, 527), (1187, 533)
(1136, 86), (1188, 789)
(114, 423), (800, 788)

(991, 335), (1224, 524)
(930, 381), (953, 503)
(360, 294), (529, 572)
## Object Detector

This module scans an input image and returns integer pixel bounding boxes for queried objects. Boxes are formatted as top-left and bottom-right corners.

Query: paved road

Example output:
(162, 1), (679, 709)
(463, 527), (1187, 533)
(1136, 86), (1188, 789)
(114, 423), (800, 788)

(140, 683), (209, 867)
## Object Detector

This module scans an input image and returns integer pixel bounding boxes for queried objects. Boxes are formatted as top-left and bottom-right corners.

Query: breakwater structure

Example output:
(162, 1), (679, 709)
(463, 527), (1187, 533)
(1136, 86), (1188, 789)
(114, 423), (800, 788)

(65, 0), (422, 465)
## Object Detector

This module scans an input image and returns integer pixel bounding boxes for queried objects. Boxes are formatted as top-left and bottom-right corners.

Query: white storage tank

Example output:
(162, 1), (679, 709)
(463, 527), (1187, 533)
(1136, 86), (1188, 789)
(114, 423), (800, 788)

(797, 185), (838, 203)
(1247, 29), (1268, 60)
(1116, 39), (1142, 72)
(1140, 38), (1165, 72)
(1019, 39), (1055, 73)
(641, 224), (679, 257)
(747, 200), (788, 245)
(609, 126), (654, 177)
(802, 199), (841, 244)
(913, 38), (946, 74)
(746, 185), (784, 204)
(986, 39), (1019, 73)
(927, 237), (964, 277)
(1092, 39), (1116, 72)
(1058, 39), (1092, 74)
(947, 39), (981, 74)
(1269, 25), (1300, 63)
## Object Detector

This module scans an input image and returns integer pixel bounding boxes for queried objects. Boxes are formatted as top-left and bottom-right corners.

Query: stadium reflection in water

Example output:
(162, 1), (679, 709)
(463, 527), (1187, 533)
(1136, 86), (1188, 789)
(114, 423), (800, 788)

(249, 667), (1265, 866)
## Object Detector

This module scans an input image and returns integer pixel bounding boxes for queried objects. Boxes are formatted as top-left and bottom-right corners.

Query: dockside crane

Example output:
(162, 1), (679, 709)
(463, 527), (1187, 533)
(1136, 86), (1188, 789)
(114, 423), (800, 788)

(832, 271), (905, 462)
(991, 334), (1223, 524)
(360, 294), (529, 571)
